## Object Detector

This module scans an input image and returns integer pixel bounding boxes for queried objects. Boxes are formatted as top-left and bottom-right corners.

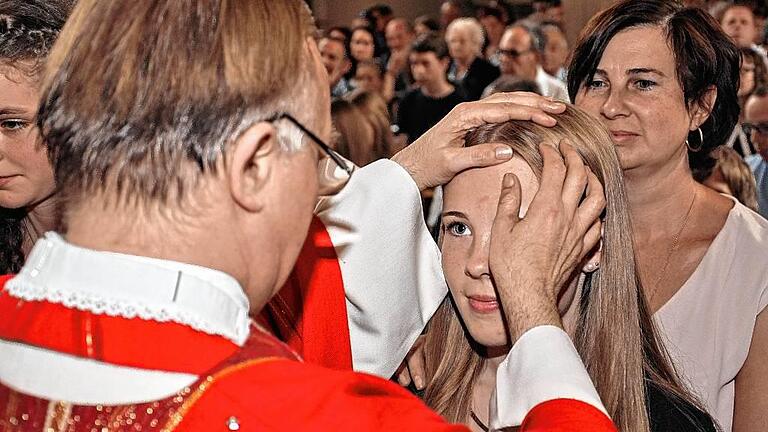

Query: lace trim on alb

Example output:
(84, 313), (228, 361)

(5, 277), (247, 345)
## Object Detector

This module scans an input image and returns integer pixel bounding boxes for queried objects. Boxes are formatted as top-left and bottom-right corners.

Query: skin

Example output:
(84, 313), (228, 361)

(385, 19), (413, 53)
(744, 93), (768, 161)
(574, 25), (767, 430)
(354, 63), (383, 94)
(318, 38), (350, 88)
(440, 2), (461, 30)
(739, 56), (756, 98)
(0, 64), (58, 255)
(439, 147), (602, 429)
(350, 29), (375, 62)
(445, 25), (479, 73)
(479, 15), (505, 58)
(409, 51), (454, 98)
(498, 27), (539, 80)
(542, 26), (569, 77)
(721, 6), (758, 48)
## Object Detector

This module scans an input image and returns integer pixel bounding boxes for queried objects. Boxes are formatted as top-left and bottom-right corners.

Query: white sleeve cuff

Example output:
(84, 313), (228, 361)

(315, 159), (448, 378)
(489, 325), (608, 429)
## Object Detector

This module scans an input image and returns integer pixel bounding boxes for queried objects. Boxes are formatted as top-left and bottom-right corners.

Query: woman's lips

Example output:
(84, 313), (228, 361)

(610, 130), (639, 143)
(468, 295), (499, 313)
(0, 175), (19, 187)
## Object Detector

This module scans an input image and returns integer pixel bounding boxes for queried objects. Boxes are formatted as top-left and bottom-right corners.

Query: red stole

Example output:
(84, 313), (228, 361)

(258, 216), (353, 370)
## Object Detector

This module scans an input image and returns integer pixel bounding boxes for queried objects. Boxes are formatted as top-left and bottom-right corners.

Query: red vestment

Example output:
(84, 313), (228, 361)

(0, 274), (615, 431)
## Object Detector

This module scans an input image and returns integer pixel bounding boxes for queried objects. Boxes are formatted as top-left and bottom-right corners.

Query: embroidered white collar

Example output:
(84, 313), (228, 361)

(6, 232), (251, 346)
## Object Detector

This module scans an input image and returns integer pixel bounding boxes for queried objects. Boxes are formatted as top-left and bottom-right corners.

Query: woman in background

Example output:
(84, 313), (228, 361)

(445, 18), (500, 101)
(568, 1), (768, 429)
(0, 0), (71, 273)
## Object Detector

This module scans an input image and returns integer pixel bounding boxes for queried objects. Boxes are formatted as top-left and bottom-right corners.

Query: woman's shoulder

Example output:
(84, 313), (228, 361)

(646, 382), (717, 432)
(725, 200), (768, 253)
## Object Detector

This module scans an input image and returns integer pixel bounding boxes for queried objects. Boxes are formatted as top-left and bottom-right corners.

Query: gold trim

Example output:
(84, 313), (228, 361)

(161, 357), (286, 431)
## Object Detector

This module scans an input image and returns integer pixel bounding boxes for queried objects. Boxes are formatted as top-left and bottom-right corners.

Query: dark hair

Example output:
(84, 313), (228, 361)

(326, 26), (352, 42)
(369, 4), (393, 17)
(414, 15), (441, 33)
(443, 0), (476, 18)
(0, 0), (72, 275)
(350, 25), (386, 59)
(477, 6), (505, 23)
(567, 0), (740, 181)
(411, 34), (450, 59)
(482, 76), (541, 98)
(0, 0), (73, 75)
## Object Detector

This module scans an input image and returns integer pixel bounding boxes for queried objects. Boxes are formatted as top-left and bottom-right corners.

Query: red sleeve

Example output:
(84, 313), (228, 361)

(521, 398), (617, 431)
(174, 359), (466, 432)
(257, 216), (353, 371)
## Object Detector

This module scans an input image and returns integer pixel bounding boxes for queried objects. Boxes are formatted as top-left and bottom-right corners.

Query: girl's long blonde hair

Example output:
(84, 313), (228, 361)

(423, 105), (699, 432)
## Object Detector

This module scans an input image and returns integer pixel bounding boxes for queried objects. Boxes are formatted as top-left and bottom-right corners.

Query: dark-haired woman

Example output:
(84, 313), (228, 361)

(0, 0), (71, 274)
(565, 1), (768, 430)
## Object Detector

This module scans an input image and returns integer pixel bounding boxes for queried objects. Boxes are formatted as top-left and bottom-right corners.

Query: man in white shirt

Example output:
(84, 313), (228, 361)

(495, 23), (570, 102)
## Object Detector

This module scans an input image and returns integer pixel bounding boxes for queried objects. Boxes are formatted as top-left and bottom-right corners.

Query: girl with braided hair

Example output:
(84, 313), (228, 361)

(0, 0), (73, 273)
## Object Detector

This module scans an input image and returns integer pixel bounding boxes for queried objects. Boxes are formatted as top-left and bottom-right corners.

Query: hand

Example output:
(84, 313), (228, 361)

(391, 92), (566, 191)
(489, 141), (605, 343)
(387, 49), (409, 75)
(395, 335), (426, 390)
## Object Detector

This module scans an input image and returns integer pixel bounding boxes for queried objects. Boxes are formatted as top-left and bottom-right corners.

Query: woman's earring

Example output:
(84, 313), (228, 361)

(584, 261), (600, 273)
(686, 127), (704, 152)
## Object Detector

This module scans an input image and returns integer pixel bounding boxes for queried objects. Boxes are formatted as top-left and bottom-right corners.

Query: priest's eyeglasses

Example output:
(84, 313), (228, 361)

(269, 113), (353, 176)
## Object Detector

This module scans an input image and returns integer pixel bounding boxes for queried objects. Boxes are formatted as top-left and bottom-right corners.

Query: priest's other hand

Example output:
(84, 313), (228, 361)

(489, 140), (605, 343)
(391, 92), (566, 191)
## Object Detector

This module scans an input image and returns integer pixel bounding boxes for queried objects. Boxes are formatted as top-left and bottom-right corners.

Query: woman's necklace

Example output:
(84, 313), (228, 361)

(469, 409), (489, 432)
(646, 189), (698, 304)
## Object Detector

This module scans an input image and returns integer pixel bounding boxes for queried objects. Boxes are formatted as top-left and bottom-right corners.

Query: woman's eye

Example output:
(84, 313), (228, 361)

(445, 221), (471, 237)
(586, 79), (606, 90)
(0, 120), (29, 131)
(634, 79), (656, 91)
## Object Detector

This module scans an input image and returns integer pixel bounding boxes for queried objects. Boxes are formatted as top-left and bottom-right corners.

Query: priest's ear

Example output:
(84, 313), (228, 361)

(228, 122), (279, 212)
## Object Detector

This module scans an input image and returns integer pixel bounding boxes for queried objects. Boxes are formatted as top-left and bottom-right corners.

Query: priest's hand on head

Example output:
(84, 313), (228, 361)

(489, 140), (605, 343)
(391, 92), (566, 191)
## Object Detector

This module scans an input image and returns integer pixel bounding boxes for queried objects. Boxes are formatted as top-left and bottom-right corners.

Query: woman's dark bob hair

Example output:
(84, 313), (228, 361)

(567, 0), (740, 181)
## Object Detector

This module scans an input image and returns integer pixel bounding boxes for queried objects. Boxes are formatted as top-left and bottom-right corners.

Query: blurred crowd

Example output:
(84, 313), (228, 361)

(318, 0), (768, 221)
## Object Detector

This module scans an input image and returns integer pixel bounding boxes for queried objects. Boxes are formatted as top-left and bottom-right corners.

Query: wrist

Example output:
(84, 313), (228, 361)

(391, 149), (426, 191)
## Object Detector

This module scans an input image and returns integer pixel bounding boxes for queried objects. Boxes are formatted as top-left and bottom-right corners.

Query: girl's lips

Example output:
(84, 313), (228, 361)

(468, 295), (499, 313)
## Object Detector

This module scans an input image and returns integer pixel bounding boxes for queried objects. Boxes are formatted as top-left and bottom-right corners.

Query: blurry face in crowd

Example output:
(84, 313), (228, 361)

(0, 65), (55, 210)
(721, 6), (758, 48)
(354, 63), (383, 94)
(415, 22), (433, 37)
(319, 38), (349, 87)
(574, 26), (702, 173)
(739, 56), (756, 98)
(480, 15), (505, 44)
(328, 29), (348, 43)
(545, 5), (564, 24)
(446, 27), (478, 65)
(441, 156), (578, 347)
(350, 29), (375, 61)
(385, 20), (413, 52)
(440, 2), (461, 29)
(542, 26), (569, 76)
(745, 94), (768, 160)
(410, 51), (449, 87)
(498, 27), (539, 79)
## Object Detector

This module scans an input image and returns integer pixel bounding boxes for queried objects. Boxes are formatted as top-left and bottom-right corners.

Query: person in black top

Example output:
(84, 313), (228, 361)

(395, 35), (467, 144)
(445, 17), (500, 101)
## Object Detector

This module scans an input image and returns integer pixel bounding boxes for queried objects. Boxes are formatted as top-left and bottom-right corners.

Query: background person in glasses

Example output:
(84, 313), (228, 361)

(744, 86), (768, 218)
(495, 24), (569, 102)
